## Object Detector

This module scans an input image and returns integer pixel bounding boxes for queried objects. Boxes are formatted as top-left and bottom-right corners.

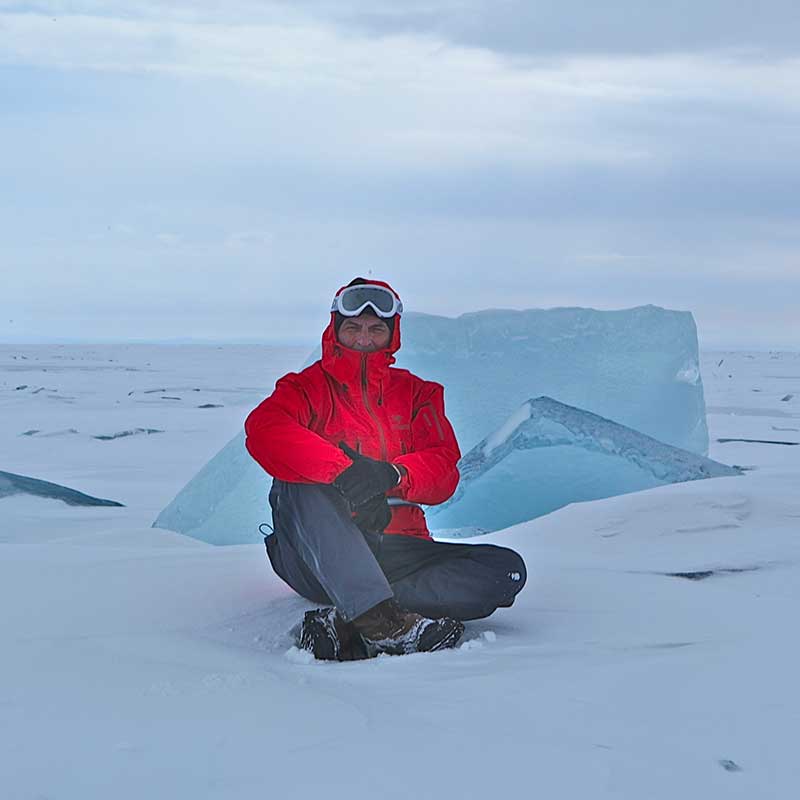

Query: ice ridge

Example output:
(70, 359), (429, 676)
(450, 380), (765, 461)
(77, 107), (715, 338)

(0, 470), (125, 507)
(429, 397), (741, 527)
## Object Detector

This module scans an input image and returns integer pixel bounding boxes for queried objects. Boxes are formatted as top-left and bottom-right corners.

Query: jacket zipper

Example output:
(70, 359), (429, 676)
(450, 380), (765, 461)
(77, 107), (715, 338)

(361, 354), (388, 461)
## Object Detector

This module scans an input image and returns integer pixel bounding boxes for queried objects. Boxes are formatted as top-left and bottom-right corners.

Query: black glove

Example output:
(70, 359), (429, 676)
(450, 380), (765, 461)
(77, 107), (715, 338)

(351, 494), (393, 533)
(333, 443), (401, 507)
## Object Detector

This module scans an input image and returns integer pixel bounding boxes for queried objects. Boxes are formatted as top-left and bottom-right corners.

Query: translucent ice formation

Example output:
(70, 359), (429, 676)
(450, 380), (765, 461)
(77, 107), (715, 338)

(154, 305), (718, 544)
(427, 397), (741, 536)
(397, 305), (708, 455)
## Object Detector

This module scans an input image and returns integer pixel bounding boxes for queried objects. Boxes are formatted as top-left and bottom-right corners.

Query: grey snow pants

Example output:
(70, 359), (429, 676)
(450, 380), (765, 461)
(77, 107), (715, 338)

(265, 479), (527, 622)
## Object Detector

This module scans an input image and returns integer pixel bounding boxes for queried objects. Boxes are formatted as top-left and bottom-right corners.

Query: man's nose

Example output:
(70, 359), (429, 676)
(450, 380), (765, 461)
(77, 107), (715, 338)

(357, 329), (371, 344)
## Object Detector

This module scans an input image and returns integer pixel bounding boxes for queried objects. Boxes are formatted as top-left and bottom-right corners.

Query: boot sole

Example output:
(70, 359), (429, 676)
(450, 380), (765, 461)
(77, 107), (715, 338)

(419, 619), (465, 652)
(363, 618), (465, 657)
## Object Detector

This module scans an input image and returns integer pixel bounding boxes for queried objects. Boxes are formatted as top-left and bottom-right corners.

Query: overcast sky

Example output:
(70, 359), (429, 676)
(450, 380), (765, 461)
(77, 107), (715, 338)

(2, 1), (798, 348)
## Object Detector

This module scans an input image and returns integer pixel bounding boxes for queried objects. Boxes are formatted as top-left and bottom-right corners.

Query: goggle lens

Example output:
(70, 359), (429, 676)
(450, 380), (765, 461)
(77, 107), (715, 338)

(340, 286), (396, 314)
(333, 285), (402, 317)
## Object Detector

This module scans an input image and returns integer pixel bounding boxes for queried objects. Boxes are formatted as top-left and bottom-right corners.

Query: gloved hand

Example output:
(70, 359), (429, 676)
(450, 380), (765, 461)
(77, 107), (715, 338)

(333, 443), (401, 507)
(351, 494), (393, 533)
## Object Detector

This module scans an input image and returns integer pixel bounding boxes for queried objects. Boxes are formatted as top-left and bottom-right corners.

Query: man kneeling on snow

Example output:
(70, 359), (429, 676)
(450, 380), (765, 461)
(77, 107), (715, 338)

(245, 278), (526, 660)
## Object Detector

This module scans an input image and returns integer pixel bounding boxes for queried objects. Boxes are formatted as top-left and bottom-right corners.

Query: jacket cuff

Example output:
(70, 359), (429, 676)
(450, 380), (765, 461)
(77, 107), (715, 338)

(328, 454), (355, 483)
(390, 462), (409, 493)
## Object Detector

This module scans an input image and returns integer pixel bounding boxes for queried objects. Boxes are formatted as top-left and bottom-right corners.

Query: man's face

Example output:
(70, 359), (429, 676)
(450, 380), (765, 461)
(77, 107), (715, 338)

(337, 312), (392, 352)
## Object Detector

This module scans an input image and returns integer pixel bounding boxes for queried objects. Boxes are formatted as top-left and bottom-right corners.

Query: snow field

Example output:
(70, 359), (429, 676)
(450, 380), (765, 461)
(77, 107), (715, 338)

(1, 346), (798, 799)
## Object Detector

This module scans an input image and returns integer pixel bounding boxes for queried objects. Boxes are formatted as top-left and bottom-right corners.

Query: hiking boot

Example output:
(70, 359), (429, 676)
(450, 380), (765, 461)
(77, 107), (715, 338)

(352, 599), (464, 657)
(297, 607), (370, 662)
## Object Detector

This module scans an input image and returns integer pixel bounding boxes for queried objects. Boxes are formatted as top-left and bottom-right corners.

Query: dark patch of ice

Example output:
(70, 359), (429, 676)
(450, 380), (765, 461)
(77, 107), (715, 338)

(666, 570), (714, 581)
(717, 438), (798, 446)
(40, 428), (80, 437)
(0, 470), (124, 507)
(20, 429), (41, 436)
(718, 759), (742, 773)
(662, 566), (761, 581)
(15, 384), (28, 390)
(92, 428), (164, 441)
(136, 387), (201, 395)
(781, 394), (794, 402)
(197, 403), (223, 409)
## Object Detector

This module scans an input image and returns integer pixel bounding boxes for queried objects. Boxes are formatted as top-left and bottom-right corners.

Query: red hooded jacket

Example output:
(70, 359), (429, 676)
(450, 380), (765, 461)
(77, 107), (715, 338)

(244, 280), (461, 539)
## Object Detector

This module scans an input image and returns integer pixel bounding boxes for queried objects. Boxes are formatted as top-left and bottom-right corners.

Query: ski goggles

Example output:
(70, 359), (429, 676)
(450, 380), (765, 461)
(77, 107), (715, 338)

(331, 284), (403, 318)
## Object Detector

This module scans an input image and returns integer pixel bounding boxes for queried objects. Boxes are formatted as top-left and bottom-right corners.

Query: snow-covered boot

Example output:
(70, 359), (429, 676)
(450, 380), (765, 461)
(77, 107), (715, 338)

(297, 607), (370, 661)
(352, 599), (464, 657)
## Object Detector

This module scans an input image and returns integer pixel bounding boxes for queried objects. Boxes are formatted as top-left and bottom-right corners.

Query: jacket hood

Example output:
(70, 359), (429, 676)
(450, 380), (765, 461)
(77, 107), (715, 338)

(321, 279), (402, 385)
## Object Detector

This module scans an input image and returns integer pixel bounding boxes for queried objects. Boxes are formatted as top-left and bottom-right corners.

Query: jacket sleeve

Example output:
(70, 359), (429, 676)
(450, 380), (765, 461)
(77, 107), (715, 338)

(244, 374), (352, 484)
(390, 380), (461, 505)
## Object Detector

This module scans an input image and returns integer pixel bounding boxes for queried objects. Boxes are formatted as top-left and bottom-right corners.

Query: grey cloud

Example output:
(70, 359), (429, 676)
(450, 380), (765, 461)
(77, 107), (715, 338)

(277, 0), (800, 57)
(4, 67), (797, 227)
(8, 149), (797, 227)
(10, 1), (800, 56)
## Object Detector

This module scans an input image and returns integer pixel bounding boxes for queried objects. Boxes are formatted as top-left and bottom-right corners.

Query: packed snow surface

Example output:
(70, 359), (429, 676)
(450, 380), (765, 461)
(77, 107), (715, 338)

(156, 306), (711, 543)
(2, 344), (799, 799)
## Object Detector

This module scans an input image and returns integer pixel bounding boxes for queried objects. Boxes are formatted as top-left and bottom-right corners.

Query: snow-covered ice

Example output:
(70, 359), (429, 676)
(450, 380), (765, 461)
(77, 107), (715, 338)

(156, 306), (714, 543)
(1, 344), (799, 799)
